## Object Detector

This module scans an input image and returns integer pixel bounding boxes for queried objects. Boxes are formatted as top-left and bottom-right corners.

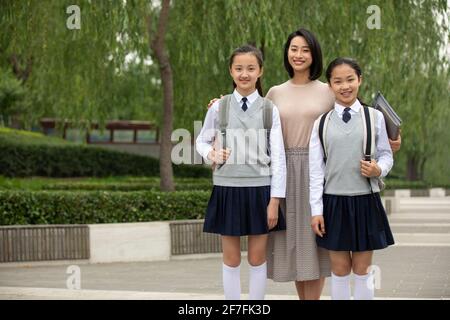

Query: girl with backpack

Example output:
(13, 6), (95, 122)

(196, 45), (287, 300)
(309, 57), (395, 300)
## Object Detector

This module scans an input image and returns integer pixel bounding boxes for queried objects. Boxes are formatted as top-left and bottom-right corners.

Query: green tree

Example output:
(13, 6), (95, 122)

(146, 0), (175, 191)
(1, 0), (448, 186)
(0, 68), (31, 126)
(170, 0), (449, 182)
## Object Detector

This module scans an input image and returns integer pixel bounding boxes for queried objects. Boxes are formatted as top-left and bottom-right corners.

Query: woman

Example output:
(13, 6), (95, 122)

(207, 29), (401, 300)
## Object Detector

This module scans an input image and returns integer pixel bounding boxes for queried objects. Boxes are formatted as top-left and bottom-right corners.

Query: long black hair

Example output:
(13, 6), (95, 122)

(229, 45), (264, 96)
(325, 57), (368, 106)
(284, 28), (323, 80)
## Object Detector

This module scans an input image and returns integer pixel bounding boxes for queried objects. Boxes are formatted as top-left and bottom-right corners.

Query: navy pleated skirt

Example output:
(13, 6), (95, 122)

(316, 193), (394, 252)
(203, 185), (286, 236)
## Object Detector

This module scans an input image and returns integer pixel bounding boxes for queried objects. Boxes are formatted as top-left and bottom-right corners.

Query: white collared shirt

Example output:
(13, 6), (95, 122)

(196, 89), (287, 198)
(233, 89), (260, 110)
(309, 99), (394, 216)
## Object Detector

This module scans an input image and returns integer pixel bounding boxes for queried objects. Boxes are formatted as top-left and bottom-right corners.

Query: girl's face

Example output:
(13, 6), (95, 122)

(229, 53), (263, 96)
(329, 64), (362, 107)
(288, 36), (312, 74)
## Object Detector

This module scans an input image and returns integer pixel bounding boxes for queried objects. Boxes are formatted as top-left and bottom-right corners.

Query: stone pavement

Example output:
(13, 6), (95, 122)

(0, 245), (449, 300)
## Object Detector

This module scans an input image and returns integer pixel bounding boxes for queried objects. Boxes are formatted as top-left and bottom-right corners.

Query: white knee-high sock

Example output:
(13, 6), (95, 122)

(248, 262), (267, 300)
(223, 263), (241, 300)
(331, 273), (351, 300)
(354, 273), (374, 300)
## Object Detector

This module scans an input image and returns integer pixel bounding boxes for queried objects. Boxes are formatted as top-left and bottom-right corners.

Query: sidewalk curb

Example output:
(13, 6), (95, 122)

(1, 287), (448, 300)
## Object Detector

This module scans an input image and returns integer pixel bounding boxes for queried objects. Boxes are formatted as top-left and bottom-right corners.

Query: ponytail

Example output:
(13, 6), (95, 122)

(357, 97), (369, 107)
(256, 78), (264, 96)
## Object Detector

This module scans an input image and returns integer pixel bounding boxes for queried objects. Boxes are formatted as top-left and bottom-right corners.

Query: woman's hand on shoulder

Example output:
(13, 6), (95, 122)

(207, 95), (224, 109)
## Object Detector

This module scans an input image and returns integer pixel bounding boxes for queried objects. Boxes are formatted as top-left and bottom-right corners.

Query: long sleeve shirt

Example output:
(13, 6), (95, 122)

(196, 89), (286, 198)
(309, 100), (393, 216)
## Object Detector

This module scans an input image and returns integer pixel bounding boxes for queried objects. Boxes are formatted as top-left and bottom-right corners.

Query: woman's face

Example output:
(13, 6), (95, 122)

(288, 36), (312, 74)
(329, 64), (362, 107)
(229, 53), (263, 95)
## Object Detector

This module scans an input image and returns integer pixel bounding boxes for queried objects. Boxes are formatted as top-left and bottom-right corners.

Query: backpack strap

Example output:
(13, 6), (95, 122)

(369, 107), (376, 157)
(262, 98), (273, 157)
(218, 95), (231, 150)
(361, 106), (377, 193)
(318, 110), (333, 163)
(363, 106), (386, 228)
(361, 106), (376, 161)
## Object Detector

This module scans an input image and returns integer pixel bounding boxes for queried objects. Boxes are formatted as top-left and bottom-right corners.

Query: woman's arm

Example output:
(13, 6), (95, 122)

(389, 129), (402, 153)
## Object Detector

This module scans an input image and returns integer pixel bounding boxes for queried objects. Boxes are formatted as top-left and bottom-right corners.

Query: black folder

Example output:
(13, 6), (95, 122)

(372, 91), (402, 140)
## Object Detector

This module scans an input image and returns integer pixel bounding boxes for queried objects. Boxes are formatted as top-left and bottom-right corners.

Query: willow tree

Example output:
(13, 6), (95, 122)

(0, 0), (174, 189)
(0, 0), (299, 190)
(146, 0), (174, 191)
(1, 0), (448, 186)
(170, 0), (449, 182)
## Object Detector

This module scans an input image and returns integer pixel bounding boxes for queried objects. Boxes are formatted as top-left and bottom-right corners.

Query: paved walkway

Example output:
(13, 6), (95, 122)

(0, 246), (449, 300)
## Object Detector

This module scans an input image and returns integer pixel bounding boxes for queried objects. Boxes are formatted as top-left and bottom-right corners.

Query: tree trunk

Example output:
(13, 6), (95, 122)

(10, 54), (33, 84)
(406, 155), (420, 181)
(419, 157), (427, 181)
(147, 0), (175, 192)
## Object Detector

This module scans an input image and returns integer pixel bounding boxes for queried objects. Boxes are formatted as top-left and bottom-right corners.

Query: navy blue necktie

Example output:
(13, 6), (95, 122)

(343, 107), (351, 123)
(241, 97), (248, 112)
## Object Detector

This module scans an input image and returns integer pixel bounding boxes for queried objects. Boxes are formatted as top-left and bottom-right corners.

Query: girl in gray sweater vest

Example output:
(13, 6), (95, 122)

(309, 57), (394, 300)
(196, 45), (287, 300)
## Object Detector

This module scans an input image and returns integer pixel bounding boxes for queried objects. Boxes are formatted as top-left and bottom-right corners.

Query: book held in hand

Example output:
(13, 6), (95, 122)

(372, 91), (402, 140)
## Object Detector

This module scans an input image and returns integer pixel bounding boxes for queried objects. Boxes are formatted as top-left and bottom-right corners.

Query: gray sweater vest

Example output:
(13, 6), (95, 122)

(324, 111), (380, 195)
(213, 95), (271, 187)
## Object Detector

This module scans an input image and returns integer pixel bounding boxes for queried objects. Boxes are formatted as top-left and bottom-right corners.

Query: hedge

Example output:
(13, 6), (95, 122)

(0, 128), (211, 178)
(0, 190), (211, 225)
(383, 179), (450, 190)
(43, 182), (213, 192)
(0, 127), (68, 146)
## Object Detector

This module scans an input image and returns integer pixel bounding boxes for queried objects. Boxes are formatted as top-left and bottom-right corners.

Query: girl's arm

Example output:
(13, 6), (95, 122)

(309, 119), (326, 237)
(269, 105), (286, 199)
(195, 101), (220, 162)
(309, 119), (326, 217)
(267, 105), (285, 230)
(374, 111), (394, 177)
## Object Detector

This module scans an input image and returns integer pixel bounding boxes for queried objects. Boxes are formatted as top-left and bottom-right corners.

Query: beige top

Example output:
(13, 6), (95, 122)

(266, 79), (335, 149)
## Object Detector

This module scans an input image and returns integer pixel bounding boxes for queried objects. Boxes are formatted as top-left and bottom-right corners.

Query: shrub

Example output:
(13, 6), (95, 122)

(0, 128), (211, 178)
(0, 190), (211, 225)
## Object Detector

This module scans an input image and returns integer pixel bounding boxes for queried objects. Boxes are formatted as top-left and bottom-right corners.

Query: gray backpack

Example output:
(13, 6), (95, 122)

(218, 94), (273, 158)
(318, 106), (385, 191)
